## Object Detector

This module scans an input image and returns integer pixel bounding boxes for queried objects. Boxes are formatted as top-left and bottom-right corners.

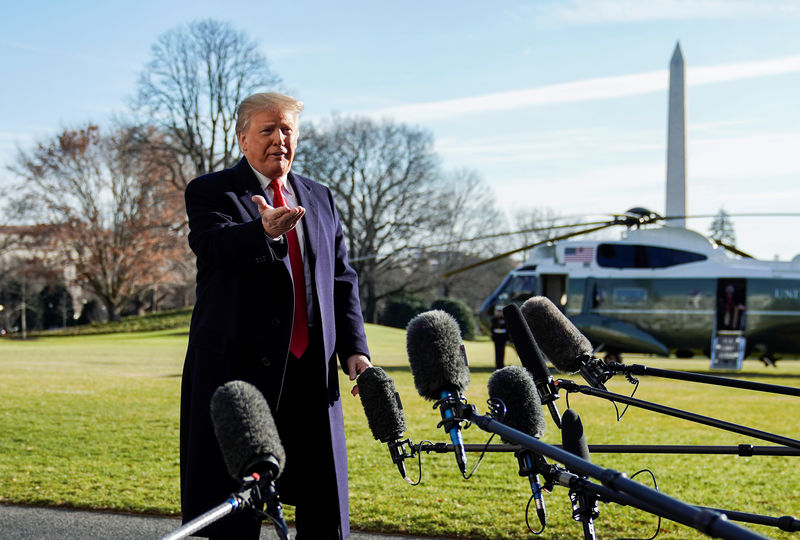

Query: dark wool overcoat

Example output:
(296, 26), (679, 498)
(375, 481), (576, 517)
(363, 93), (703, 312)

(180, 158), (369, 538)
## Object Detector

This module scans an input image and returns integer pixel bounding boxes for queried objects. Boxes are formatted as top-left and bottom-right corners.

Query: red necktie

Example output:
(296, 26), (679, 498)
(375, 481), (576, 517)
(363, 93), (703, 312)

(270, 178), (309, 358)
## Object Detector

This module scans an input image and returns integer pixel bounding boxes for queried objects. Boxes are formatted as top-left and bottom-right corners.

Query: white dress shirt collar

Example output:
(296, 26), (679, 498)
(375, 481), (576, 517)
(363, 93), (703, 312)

(249, 165), (295, 201)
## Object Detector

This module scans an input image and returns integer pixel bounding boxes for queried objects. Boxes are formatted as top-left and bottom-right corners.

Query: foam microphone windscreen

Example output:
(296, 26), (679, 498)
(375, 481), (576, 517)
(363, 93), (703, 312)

(406, 310), (470, 400)
(520, 296), (592, 373)
(560, 408), (591, 462)
(358, 366), (406, 443)
(487, 366), (546, 441)
(210, 380), (285, 481)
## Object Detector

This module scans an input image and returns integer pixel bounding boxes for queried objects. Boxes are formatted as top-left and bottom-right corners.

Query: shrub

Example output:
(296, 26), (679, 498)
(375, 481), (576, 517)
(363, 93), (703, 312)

(431, 297), (477, 340)
(30, 307), (193, 336)
(379, 296), (427, 329)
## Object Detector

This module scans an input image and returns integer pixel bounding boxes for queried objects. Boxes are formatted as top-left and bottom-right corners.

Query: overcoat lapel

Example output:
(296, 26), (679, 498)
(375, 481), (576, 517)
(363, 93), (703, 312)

(233, 161), (266, 222)
(289, 172), (319, 267)
(232, 160), (294, 275)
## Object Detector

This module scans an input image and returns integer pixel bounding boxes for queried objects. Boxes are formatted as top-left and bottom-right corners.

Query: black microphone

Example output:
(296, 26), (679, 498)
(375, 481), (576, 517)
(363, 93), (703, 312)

(502, 303), (562, 427)
(357, 366), (411, 480)
(560, 408), (598, 538)
(561, 409), (591, 463)
(210, 380), (285, 481)
(407, 310), (470, 475)
(521, 296), (609, 390)
(210, 380), (288, 536)
(488, 366), (548, 526)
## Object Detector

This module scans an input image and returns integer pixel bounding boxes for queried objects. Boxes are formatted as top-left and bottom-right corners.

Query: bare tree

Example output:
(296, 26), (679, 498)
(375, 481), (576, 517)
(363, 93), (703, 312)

(8, 125), (185, 321)
(294, 116), (511, 321)
(514, 207), (561, 243)
(132, 19), (281, 189)
(294, 116), (450, 322)
(434, 168), (509, 299)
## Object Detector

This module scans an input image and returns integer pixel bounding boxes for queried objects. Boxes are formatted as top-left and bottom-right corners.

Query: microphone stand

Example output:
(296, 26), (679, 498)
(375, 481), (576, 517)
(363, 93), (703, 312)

(446, 403), (767, 539)
(160, 473), (289, 540)
(570, 477), (599, 540)
(600, 359), (800, 397)
(555, 379), (800, 450)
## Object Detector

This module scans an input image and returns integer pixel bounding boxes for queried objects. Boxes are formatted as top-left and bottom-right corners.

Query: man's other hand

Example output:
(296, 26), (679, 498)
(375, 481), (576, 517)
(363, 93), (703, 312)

(347, 354), (372, 396)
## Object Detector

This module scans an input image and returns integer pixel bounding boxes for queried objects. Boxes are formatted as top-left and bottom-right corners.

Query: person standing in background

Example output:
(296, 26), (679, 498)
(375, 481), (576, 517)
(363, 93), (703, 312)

(491, 308), (508, 369)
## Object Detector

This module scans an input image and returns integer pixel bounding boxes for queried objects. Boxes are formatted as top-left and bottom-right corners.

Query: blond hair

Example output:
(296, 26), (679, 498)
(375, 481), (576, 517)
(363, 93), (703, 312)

(236, 92), (304, 134)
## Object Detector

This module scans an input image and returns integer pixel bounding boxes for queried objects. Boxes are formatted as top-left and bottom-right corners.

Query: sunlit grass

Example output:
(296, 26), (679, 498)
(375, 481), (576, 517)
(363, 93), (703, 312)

(1, 326), (799, 538)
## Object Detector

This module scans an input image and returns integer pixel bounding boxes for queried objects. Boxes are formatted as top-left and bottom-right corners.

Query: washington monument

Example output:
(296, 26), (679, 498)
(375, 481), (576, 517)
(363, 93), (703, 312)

(666, 42), (686, 228)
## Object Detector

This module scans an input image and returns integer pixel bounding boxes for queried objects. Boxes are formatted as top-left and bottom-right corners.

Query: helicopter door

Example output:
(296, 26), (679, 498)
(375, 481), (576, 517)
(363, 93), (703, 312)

(716, 279), (747, 331)
(540, 274), (568, 312)
(711, 279), (747, 370)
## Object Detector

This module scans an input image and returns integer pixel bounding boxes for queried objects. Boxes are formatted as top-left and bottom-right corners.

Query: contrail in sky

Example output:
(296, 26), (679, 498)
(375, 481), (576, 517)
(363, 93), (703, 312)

(364, 55), (800, 122)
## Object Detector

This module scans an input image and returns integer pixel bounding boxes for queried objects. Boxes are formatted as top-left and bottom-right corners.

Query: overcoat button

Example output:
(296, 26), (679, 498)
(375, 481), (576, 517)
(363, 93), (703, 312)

(270, 317), (280, 326)
(261, 357), (271, 367)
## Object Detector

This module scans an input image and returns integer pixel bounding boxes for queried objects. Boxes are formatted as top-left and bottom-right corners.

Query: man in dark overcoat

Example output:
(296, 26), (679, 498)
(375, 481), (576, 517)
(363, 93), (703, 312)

(180, 92), (371, 539)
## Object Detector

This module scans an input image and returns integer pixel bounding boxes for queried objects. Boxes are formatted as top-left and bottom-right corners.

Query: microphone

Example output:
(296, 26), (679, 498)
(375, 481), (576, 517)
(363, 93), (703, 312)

(487, 366), (548, 526)
(210, 380), (288, 536)
(561, 409), (591, 463)
(407, 310), (470, 475)
(521, 296), (609, 390)
(561, 408), (598, 537)
(357, 366), (412, 480)
(210, 380), (285, 481)
(502, 303), (562, 427)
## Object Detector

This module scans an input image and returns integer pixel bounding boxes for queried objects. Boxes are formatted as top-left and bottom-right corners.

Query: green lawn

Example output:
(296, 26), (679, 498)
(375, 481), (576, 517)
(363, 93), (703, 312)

(1, 325), (799, 539)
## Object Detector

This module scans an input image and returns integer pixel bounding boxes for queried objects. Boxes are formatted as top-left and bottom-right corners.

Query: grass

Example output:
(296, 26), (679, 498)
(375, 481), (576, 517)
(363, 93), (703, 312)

(1, 324), (799, 538)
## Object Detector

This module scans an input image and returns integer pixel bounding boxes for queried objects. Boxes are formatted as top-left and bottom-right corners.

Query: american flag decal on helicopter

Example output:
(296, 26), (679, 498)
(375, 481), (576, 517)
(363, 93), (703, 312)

(564, 246), (594, 262)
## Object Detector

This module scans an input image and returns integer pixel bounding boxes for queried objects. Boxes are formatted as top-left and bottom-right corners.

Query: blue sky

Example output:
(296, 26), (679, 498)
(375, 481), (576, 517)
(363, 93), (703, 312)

(2, 0), (799, 260)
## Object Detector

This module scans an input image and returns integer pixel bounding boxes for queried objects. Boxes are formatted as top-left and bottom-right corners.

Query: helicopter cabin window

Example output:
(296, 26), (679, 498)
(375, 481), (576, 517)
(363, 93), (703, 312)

(499, 274), (538, 303)
(596, 244), (707, 268)
(613, 288), (647, 306)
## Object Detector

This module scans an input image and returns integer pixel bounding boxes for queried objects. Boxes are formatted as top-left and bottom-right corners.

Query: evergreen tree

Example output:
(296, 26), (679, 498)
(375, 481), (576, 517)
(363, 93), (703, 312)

(709, 208), (736, 246)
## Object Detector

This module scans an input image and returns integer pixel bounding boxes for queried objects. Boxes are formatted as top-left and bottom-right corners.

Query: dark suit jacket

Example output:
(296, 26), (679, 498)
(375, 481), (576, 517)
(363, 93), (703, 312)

(180, 158), (369, 537)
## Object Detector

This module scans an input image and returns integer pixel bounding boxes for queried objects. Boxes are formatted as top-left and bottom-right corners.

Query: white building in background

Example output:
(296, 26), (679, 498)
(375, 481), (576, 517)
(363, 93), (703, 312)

(0, 225), (85, 327)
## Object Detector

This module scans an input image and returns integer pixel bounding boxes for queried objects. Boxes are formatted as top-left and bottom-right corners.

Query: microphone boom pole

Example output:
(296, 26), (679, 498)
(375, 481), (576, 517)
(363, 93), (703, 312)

(160, 499), (241, 540)
(160, 473), (289, 540)
(408, 442), (799, 533)
(555, 379), (800, 450)
(459, 407), (768, 539)
(415, 443), (800, 456)
(604, 362), (800, 397)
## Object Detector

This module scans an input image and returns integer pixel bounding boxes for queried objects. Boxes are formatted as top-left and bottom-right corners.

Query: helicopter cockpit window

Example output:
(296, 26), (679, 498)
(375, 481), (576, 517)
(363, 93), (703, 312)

(502, 274), (538, 303)
(597, 244), (707, 268)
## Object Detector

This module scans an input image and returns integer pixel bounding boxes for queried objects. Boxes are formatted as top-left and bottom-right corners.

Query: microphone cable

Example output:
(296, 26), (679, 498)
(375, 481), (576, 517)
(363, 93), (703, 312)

(614, 468), (661, 540)
(401, 440), (427, 487)
(610, 377), (640, 422)
(412, 433), (499, 483)
(562, 375), (641, 422)
(524, 489), (547, 535)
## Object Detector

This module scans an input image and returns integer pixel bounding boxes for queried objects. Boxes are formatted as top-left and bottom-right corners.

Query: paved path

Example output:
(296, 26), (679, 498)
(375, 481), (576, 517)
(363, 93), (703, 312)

(0, 504), (453, 539)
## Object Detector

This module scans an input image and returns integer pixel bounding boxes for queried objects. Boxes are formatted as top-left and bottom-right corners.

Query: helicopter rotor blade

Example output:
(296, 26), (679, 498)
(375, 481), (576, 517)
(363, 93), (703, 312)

(347, 219), (617, 263)
(442, 221), (617, 278)
(664, 212), (800, 221)
(713, 240), (755, 259)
